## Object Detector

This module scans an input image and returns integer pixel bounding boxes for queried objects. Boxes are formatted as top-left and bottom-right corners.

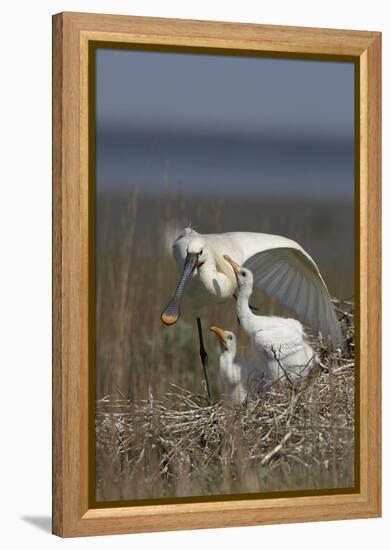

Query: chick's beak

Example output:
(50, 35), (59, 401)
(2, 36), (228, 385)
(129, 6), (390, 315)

(223, 255), (241, 274)
(209, 326), (227, 347)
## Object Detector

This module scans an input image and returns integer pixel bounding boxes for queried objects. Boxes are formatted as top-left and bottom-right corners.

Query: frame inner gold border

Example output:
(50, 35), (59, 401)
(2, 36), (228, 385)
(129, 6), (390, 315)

(87, 41), (361, 509)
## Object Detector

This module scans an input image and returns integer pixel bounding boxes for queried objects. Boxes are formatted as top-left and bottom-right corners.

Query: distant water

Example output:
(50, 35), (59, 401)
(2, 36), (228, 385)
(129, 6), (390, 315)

(96, 129), (354, 200)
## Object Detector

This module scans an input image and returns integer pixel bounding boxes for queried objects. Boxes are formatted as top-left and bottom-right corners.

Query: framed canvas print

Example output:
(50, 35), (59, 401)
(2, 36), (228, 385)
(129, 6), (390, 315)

(52, 12), (381, 537)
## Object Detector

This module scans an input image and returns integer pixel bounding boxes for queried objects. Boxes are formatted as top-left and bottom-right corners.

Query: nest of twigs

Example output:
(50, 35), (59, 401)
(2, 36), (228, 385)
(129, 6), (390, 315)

(95, 298), (355, 501)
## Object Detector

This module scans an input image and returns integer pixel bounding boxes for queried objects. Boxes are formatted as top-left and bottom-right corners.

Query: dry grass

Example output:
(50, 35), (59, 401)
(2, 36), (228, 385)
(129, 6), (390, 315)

(95, 300), (355, 502)
(95, 190), (355, 502)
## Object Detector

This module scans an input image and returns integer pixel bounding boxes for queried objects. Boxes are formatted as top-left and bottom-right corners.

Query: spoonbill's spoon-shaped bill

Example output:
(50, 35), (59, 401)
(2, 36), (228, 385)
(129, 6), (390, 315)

(161, 251), (198, 325)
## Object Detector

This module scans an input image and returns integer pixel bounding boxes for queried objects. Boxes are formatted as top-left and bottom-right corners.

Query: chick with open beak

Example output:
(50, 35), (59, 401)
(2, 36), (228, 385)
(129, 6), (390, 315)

(209, 325), (266, 404)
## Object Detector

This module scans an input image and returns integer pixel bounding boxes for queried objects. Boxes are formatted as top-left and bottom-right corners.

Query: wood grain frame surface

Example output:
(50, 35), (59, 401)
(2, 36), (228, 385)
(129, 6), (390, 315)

(52, 11), (381, 537)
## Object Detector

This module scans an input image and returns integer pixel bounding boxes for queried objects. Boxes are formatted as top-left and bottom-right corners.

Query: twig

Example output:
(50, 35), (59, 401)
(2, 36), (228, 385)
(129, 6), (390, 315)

(261, 431), (292, 465)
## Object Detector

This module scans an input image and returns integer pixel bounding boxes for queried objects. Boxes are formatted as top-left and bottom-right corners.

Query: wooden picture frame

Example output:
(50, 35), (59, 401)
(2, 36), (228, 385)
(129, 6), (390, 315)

(52, 11), (381, 537)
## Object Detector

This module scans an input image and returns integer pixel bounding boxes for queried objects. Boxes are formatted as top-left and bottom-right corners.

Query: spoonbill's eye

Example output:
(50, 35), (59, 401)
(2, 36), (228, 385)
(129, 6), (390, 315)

(199, 249), (203, 255)
(241, 271), (246, 277)
(227, 335), (233, 340)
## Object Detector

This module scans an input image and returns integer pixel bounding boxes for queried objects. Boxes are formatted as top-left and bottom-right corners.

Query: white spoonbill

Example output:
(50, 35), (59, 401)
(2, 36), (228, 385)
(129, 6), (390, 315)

(161, 228), (340, 400)
(209, 326), (267, 404)
(224, 256), (317, 382)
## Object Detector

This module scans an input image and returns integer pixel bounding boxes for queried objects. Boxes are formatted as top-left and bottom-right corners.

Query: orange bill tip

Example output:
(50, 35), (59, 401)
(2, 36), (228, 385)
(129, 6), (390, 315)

(161, 313), (178, 326)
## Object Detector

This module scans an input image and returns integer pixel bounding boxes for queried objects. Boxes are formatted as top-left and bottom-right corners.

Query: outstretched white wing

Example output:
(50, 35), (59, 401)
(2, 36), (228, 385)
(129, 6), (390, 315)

(243, 246), (341, 346)
(173, 229), (342, 346)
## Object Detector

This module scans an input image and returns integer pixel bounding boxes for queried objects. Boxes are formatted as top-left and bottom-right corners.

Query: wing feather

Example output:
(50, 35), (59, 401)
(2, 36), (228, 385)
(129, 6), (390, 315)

(263, 262), (292, 295)
(253, 257), (282, 287)
(272, 264), (294, 297)
(283, 270), (301, 309)
(244, 248), (341, 346)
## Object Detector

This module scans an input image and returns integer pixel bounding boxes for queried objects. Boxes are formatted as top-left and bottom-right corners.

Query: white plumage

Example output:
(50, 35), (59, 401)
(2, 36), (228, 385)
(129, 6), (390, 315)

(162, 227), (341, 346)
(224, 256), (317, 383)
(209, 326), (266, 404)
(161, 227), (338, 401)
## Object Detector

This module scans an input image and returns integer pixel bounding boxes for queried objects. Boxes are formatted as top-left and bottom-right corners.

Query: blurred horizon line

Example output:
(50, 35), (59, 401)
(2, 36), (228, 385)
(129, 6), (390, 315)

(96, 123), (354, 147)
